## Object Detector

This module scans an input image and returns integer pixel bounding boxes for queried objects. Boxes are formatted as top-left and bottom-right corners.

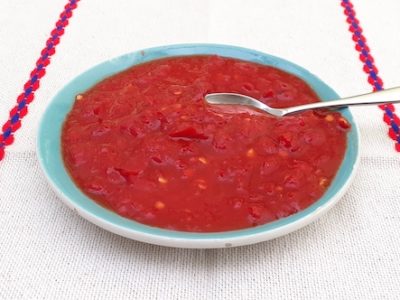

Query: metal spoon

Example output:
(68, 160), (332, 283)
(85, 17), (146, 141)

(205, 86), (400, 117)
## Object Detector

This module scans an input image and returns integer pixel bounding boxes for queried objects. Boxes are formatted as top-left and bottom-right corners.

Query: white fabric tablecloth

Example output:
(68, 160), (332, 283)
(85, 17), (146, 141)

(1, 1), (399, 299)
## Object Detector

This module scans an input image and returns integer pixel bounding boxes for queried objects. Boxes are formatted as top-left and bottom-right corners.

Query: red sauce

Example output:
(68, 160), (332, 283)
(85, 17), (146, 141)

(62, 55), (349, 232)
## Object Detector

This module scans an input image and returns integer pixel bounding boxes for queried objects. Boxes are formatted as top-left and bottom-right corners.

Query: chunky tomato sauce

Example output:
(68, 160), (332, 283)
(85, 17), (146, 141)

(62, 55), (349, 232)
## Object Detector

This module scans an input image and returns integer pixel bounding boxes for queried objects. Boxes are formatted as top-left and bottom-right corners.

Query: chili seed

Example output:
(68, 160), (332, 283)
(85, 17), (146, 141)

(246, 148), (256, 158)
(198, 157), (208, 164)
(158, 176), (168, 184)
(154, 201), (165, 209)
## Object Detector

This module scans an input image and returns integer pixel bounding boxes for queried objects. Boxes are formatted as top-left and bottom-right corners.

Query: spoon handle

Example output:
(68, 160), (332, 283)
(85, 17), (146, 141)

(284, 86), (400, 115)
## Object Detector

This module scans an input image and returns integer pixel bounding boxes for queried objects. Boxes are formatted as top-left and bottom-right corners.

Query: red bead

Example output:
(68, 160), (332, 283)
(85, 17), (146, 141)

(41, 48), (49, 56)
(19, 107), (28, 118)
(52, 37), (60, 46)
(41, 46), (55, 56)
(24, 80), (32, 90)
(12, 121), (21, 131)
(389, 128), (397, 140)
(363, 64), (377, 74)
(30, 68), (38, 78)
(32, 81), (40, 91)
(60, 11), (72, 19)
(57, 28), (65, 36)
(43, 58), (50, 66)
(26, 94), (34, 104)
(360, 54), (374, 63)
(358, 35), (366, 42)
(2, 121), (11, 132)
(352, 34), (359, 42)
(3, 134), (14, 146)
(0, 148), (4, 160)
(51, 28), (64, 37)
(36, 57), (50, 67)
(36, 68), (46, 79)
(344, 9), (354, 17)
(17, 93), (25, 103)
(56, 19), (68, 27)
(367, 76), (375, 85)
(9, 107), (18, 117)
(383, 114), (391, 125)
(386, 104), (395, 111)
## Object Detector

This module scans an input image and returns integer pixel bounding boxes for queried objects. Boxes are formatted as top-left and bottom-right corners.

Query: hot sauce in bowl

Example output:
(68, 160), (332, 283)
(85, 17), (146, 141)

(61, 55), (350, 232)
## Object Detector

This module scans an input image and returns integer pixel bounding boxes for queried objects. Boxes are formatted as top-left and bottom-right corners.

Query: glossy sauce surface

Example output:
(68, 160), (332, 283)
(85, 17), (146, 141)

(62, 55), (349, 232)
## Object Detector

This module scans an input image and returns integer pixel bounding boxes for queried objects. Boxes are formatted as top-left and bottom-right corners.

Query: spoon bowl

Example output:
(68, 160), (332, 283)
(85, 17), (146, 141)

(205, 93), (287, 117)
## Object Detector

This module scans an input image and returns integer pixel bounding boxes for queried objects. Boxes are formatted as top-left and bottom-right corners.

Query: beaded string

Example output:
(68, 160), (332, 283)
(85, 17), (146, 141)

(0, 0), (80, 161)
(341, 0), (400, 151)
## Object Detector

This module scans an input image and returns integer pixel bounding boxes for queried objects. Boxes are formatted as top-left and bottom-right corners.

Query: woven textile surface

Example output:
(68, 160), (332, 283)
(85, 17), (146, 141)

(0, 1), (399, 299)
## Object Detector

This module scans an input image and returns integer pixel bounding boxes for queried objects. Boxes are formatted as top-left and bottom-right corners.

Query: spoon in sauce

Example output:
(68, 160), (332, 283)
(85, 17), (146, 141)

(205, 86), (400, 117)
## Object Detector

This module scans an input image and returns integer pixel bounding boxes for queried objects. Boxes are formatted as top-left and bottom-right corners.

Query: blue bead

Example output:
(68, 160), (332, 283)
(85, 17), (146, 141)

(10, 114), (19, 124)
(24, 87), (33, 96)
(3, 128), (11, 139)
(18, 100), (26, 110)
(391, 121), (399, 133)
(385, 108), (393, 118)
(31, 75), (38, 84)
(369, 71), (377, 80)
(374, 83), (382, 90)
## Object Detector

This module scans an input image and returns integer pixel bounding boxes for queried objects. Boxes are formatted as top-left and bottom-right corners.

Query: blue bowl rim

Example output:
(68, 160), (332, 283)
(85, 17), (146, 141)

(37, 43), (360, 246)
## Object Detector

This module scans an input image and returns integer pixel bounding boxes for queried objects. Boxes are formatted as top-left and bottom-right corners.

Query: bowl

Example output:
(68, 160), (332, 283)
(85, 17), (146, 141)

(37, 43), (360, 248)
